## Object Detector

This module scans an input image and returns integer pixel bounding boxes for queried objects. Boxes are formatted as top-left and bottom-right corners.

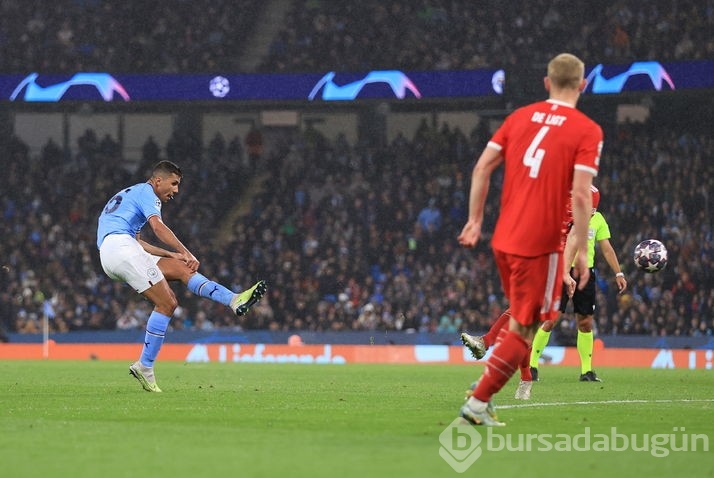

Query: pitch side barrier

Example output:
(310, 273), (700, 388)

(1, 339), (712, 369)
(6, 330), (714, 349)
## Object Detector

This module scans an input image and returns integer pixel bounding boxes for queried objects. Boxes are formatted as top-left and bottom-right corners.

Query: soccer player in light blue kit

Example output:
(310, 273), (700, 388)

(97, 160), (267, 392)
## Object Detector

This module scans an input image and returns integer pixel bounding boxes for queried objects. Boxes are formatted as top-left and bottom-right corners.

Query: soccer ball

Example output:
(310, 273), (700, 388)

(633, 239), (668, 273)
(209, 76), (230, 98)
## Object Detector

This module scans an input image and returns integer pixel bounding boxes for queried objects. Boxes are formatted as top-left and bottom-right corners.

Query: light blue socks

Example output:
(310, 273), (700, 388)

(140, 311), (171, 367)
(140, 274), (235, 367)
(187, 273), (233, 306)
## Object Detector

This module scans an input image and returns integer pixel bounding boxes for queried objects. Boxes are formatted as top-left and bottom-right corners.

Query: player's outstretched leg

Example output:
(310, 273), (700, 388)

(230, 280), (268, 316)
(186, 273), (267, 316)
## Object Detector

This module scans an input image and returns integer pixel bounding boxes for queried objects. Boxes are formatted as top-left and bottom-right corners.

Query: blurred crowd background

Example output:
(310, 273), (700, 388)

(1, 0), (710, 73)
(0, 0), (712, 341)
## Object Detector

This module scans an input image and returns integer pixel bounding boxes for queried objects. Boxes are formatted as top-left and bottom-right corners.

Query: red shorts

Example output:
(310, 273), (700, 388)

(493, 249), (563, 326)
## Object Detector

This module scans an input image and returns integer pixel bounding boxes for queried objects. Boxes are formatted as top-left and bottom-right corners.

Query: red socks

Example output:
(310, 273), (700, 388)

(520, 345), (533, 381)
(483, 310), (512, 348)
(473, 330), (529, 402)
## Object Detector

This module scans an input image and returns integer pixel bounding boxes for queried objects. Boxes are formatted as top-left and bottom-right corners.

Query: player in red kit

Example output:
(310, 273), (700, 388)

(457, 53), (602, 426)
(460, 200), (578, 401)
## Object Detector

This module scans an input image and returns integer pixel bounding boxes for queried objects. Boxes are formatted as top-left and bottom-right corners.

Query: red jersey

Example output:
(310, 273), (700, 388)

(489, 99), (602, 256)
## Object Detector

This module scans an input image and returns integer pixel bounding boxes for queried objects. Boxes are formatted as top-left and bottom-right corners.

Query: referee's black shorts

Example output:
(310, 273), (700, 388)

(559, 268), (596, 316)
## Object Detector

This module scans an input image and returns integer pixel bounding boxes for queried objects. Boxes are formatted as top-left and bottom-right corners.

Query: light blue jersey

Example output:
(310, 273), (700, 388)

(97, 182), (162, 249)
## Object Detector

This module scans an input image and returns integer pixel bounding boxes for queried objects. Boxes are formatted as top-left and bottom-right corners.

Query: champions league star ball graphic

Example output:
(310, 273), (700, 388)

(633, 239), (668, 273)
(209, 76), (230, 98)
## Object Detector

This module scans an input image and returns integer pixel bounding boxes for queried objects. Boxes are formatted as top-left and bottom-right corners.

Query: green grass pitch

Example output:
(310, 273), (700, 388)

(0, 361), (712, 478)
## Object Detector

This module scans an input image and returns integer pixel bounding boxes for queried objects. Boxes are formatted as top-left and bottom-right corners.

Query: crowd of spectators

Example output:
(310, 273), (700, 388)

(0, 1), (711, 74)
(1, 115), (712, 340)
(0, 125), (248, 338)
(593, 122), (713, 337)
(0, 1), (711, 342)
(0, 0), (262, 73)
(224, 119), (713, 339)
(259, 0), (713, 72)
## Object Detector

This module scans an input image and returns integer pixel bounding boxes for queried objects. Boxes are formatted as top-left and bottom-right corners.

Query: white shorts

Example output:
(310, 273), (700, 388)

(99, 234), (165, 293)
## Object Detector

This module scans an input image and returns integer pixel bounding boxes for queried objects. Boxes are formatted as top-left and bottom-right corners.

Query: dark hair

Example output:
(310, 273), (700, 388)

(152, 160), (182, 178)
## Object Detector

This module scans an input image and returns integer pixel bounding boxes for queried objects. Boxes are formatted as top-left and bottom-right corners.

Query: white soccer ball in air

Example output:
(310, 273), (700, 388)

(633, 239), (668, 273)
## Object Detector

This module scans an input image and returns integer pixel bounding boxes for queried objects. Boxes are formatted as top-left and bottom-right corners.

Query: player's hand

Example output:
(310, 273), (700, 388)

(563, 273), (576, 298)
(177, 251), (200, 272)
(458, 220), (482, 248)
(615, 274), (628, 294)
(168, 251), (187, 262)
(185, 254), (200, 273)
(573, 251), (590, 290)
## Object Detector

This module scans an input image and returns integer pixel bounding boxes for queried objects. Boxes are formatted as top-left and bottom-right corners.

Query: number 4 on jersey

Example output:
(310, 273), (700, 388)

(523, 126), (550, 178)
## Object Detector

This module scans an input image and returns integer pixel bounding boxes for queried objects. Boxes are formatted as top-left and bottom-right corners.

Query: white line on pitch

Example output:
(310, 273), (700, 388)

(498, 399), (714, 409)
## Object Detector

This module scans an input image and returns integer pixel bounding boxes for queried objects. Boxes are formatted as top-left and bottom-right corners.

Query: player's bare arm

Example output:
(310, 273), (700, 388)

(147, 215), (200, 272)
(458, 146), (502, 248)
(562, 229), (578, 297)
(570, 170), (594, 289)
(136, 236), (177, 258)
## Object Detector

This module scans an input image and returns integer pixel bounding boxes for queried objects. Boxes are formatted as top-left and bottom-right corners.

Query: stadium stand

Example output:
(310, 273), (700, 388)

(1, 118), (712, 338)
(0, 1), (711, 341)
(0, 1), (710, 74)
